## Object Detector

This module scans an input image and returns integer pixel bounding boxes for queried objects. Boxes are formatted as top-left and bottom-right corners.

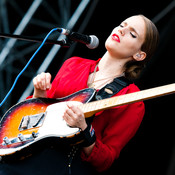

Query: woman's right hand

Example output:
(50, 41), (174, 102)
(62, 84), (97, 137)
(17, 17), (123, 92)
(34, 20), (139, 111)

(33, 72), (52, 98)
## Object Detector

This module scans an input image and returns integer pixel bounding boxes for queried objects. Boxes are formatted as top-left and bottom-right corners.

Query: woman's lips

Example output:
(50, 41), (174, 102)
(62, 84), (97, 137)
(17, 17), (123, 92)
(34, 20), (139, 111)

(112, 34), (120, 43)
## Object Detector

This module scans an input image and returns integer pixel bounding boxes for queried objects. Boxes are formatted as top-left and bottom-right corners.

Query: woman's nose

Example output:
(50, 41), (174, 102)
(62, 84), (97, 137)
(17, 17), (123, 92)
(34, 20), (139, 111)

(118, 28), (125, 36)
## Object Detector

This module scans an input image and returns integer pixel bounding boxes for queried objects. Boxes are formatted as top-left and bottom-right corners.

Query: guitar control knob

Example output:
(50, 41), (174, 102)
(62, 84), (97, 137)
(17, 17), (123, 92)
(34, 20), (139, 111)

(18, 133), (26, 142)
(3, 137), (11, 145)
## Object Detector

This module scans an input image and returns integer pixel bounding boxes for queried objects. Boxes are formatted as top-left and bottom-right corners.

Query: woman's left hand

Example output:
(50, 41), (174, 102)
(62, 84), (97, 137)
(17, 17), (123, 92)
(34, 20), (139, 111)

(63, 102), (87, 131)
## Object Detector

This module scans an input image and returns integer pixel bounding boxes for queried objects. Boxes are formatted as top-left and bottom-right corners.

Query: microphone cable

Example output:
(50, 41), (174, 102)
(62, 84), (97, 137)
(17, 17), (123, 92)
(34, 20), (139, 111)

(0, 27), (61, 108)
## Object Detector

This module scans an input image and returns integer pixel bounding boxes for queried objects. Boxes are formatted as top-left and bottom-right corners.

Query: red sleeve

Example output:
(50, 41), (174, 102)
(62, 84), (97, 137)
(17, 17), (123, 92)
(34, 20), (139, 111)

(46, 57), (75, 98)
(81, 87), (145, 172)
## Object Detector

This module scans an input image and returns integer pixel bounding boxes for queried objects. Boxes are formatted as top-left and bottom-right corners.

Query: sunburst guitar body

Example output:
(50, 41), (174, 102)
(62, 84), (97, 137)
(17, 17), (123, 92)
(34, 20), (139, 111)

(0, 88), (96, 158)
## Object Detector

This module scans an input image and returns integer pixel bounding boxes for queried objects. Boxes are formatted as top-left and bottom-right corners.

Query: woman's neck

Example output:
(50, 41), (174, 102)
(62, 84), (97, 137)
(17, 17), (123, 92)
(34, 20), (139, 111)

(87, 52), (131, 89)
(98, 52), (129, 76)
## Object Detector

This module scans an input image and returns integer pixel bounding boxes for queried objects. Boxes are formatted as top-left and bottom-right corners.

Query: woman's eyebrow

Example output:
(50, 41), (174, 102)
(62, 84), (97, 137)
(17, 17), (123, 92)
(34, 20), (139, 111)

(122, 21), (139, 37)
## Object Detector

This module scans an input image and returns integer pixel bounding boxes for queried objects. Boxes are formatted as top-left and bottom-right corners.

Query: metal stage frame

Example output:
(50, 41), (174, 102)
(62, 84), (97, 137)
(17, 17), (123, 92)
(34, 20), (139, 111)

(0, 0), (175, 115)
(0, 0), (99, 114)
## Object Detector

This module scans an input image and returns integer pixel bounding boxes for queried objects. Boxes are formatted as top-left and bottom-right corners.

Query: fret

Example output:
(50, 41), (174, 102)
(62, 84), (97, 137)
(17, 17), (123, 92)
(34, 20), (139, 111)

(86, 101), (94, 111)
(95, 100), (103, 110)
(81, 103), (90, 113)
(82, 101), (98, 113)
(110, 97), (118, 107)
(164, 84), (175, 93)
(135, 90), (147, 101)
(112, 92), (137, 107)
(95, 99), (109, 110)
(149, 88), (160, 97)
(81, 103), (92, 113)
(91, 101), (98, 111)
(152, 86), (165, 97)
(140, 89), (151, 99)
(123, 92), (138, 104)
(114, 95), (125, 105)
(128, 92), (139, 101)
(93, 101), (100, 111)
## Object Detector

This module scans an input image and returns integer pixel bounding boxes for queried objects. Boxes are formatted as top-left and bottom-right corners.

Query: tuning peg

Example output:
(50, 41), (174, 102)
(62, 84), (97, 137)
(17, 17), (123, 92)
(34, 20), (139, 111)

(18, 133), (26, 142)
(3, 137), (11, 145)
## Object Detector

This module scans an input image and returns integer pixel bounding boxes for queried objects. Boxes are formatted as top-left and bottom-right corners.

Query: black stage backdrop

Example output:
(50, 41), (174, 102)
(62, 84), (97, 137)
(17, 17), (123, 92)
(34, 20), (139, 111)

(1, 1), (175, 175)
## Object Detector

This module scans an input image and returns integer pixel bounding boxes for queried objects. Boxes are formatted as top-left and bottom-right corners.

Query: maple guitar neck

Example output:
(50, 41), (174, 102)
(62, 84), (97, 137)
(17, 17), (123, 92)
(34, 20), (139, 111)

(81, 83), (175, 118)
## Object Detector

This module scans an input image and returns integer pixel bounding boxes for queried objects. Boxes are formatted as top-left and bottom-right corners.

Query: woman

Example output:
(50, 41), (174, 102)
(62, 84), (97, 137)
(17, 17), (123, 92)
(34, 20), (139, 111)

(0, 15), (159, 175)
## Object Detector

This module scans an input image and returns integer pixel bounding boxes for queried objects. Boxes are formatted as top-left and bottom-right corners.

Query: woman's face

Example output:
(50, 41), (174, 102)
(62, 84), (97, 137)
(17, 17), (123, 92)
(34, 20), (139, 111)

(105, 15), (146, 59)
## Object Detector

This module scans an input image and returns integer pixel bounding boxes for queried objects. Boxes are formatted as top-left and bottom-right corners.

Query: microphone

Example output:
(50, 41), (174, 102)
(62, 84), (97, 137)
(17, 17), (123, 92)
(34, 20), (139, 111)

(57, 28), (99, 49)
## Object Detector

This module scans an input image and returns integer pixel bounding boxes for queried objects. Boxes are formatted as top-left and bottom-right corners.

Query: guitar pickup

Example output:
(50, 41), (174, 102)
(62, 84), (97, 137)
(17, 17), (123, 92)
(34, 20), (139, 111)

(19, 112), (46, 131)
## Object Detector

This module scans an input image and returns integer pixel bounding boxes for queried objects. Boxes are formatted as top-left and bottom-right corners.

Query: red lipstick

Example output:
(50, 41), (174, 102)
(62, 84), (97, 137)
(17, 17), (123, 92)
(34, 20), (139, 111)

(112, 34), (120, 43)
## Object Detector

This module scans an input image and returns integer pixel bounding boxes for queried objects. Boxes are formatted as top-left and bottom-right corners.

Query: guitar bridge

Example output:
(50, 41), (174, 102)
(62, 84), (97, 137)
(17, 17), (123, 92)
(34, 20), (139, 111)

(19, 112), (46, 131)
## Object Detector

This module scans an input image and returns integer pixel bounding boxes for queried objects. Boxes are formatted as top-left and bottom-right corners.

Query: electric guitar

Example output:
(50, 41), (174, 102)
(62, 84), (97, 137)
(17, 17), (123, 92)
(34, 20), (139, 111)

(0, 83), (175, 158)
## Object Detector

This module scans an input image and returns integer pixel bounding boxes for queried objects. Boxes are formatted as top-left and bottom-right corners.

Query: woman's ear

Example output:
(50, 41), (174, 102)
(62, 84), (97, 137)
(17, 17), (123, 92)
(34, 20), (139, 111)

(133, 51), (146, 61)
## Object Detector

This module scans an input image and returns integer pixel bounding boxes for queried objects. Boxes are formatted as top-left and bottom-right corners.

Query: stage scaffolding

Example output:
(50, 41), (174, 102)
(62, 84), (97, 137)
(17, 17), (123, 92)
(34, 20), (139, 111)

(0, 0), (99, 115)
(0, 0), (174, 116)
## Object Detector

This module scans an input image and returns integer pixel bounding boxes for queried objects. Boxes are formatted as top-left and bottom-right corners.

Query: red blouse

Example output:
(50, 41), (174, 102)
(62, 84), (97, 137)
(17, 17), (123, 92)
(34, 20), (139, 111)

(47, 57), (145, 172)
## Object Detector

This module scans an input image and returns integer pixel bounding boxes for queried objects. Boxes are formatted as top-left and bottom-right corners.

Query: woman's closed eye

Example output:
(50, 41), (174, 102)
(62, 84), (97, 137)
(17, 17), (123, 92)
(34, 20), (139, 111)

(119, 24), (137, 38)
(130, 32), (137, 38)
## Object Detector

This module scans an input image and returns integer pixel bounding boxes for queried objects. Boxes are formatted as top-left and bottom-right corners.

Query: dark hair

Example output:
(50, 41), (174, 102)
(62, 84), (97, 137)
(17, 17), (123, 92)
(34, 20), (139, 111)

(125, 15), (159, 80)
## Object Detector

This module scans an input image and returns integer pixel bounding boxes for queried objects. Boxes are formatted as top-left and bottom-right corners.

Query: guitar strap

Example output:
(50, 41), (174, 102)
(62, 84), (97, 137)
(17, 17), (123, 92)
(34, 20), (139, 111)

(85, 76), (132, 128)
(95, 76), (132, 100)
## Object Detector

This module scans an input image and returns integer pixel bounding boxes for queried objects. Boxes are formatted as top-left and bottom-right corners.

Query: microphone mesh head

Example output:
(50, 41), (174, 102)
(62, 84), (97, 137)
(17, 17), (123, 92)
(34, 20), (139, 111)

(87, 35), (99, 49)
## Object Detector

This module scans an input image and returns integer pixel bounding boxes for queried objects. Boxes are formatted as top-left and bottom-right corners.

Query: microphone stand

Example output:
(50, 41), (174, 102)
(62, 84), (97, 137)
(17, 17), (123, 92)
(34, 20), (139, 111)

(0, 32), (73, 47)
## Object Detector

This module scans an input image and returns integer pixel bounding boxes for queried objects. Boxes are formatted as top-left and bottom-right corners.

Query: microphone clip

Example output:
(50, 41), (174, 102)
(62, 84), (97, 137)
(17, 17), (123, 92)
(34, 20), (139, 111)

(59, 38), (74, 48)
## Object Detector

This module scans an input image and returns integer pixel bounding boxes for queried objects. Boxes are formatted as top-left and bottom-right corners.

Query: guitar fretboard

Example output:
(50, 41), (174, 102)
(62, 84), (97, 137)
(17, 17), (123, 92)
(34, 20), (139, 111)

(80, 83), (175, 118)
